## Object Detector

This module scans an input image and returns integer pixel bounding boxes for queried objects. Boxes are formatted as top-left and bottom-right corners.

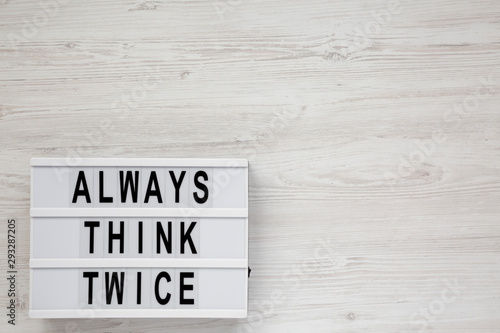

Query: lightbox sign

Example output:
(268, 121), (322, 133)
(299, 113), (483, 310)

(30, 158), (248, 318)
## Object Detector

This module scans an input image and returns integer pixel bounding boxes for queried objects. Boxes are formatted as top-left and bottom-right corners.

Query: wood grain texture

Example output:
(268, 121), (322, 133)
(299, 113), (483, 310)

(1, 0), (500, 332)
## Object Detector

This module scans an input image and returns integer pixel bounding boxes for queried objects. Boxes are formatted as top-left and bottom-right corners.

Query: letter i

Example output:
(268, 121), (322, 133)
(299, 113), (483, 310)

(138, 221), (143, 254)
(137, 272), (142, 305)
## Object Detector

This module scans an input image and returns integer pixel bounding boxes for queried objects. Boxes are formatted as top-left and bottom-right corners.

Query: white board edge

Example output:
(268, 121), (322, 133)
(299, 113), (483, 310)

(31, 158), (248, 168)
(29, 309), (247, 319)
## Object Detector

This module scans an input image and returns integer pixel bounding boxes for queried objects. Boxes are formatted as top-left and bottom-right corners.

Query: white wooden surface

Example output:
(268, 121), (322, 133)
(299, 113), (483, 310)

(1, 0), (500, 332)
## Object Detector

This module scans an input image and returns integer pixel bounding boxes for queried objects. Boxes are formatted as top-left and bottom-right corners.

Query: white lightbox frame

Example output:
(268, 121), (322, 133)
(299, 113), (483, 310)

(30, 158), (248, 319)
